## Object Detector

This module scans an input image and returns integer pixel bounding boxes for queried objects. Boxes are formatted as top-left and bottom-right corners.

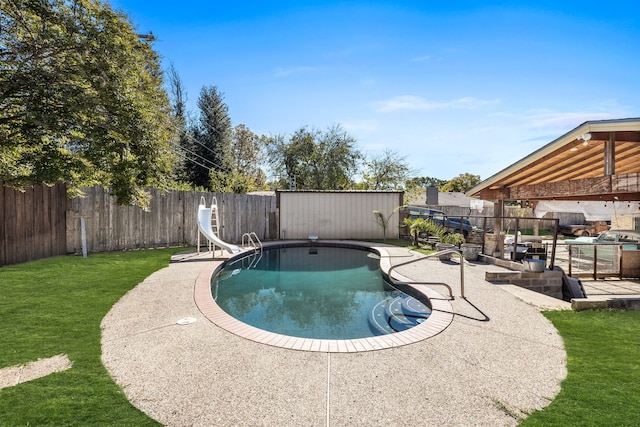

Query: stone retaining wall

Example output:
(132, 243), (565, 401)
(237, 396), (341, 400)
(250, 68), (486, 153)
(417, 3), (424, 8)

(485, 269), (564, 300)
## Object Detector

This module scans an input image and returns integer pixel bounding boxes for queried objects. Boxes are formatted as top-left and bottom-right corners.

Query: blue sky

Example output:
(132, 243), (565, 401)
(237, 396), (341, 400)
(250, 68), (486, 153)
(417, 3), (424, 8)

(110, 1), (640, 182)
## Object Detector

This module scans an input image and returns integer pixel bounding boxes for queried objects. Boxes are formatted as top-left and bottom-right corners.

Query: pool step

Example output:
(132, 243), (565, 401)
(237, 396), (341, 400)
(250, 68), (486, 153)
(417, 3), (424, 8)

(368, 294), (431, 335)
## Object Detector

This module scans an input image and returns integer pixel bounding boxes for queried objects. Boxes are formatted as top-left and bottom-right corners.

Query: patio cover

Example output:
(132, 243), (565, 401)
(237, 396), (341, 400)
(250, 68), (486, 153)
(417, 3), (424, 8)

(466, 118), (640, 202)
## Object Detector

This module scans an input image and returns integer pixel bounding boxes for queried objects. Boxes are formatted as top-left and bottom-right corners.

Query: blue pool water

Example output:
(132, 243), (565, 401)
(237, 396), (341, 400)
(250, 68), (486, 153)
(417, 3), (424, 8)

(211, 245), (431, 340)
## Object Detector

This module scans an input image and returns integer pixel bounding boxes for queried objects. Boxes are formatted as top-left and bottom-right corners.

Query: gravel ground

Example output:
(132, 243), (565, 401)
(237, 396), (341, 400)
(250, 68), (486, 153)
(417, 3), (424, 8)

(101, 245), (567, 427)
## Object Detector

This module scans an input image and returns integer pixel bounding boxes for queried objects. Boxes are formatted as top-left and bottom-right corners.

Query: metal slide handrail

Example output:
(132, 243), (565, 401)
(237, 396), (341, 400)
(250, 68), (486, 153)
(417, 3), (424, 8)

(386, 249), (465, 299)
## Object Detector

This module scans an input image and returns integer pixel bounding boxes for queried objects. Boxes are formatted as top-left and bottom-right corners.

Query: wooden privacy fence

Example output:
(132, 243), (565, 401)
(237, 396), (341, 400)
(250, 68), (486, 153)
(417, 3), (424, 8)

(1, 184), (276, 266)
(3, 183), (587, 267)
(1, 183), (68, 266)
(66, 186), (277, 255)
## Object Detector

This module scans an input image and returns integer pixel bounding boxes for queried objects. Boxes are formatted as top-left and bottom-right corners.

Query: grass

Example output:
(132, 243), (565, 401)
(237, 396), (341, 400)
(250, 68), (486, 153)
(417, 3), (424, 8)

(520, 310), (640, 426)
(0, 249), (183, 426)
(366, 238), (435, 255)
(2, 246), (640, 425)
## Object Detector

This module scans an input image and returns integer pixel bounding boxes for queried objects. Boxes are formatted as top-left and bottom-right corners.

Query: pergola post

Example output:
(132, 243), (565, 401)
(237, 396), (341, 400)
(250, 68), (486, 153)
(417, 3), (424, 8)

(604, 132), (615, 176)
(495, 199), (505, 258)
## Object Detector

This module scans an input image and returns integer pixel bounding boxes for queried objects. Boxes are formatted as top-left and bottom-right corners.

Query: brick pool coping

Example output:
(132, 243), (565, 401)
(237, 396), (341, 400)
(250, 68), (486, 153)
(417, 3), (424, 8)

(194, 240), (454, 352)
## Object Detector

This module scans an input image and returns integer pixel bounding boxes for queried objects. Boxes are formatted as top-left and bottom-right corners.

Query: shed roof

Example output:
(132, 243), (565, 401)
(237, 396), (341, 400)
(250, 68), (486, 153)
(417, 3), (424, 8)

(407, 191), (494, 208)
(466, 118), (640, 202)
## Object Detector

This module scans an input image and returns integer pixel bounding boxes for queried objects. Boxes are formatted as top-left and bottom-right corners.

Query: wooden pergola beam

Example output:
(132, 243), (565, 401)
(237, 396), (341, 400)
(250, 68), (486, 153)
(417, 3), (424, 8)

(478, 172), (640, 201)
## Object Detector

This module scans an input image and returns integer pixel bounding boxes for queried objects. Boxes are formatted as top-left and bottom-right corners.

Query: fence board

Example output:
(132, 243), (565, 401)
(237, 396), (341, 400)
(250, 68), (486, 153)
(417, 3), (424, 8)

(16, 188), (28, 263)
(1, 183), (67, 266)
(37, 185), (48, 260)
(1, 186), (14, 265)
(0, 185), (5, 265)
(63, 188), (277, 254)
(25, 187), (36, 261)
(12, 191), (24, 262)
(2, 184), (277, 264)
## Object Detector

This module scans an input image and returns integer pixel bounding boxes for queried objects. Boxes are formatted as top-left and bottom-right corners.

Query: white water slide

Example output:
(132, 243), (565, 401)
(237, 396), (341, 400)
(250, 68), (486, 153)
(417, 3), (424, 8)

(197, 196), (242, 254)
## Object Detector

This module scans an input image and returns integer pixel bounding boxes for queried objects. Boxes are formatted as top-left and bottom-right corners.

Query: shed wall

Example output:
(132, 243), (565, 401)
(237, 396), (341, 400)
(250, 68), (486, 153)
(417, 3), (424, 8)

(278, 191), (403, 240)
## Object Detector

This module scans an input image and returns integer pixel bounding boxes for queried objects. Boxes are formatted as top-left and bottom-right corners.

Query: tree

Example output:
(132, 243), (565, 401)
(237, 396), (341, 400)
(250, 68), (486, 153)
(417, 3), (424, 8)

(267, 127), (315, 189)
(440, 173), (482, 193)
(191, 85), (233, 188)
(360, 148), (411, 190)
(405, 176), (447, 189)
(0, 0), (176, 207)
(372, 206), (401, 242)
(229, 124), (267, 191)
(209, 169), (257, 193)
(266, 125), (360, 190)
(207, 123), (269, 193)
(166, 63), (193, 183)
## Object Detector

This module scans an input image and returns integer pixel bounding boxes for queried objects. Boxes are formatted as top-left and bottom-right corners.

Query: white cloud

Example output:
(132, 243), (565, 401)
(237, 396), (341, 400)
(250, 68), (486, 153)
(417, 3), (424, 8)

(372, 95), (500, 113)
(273, 66), (315, 77)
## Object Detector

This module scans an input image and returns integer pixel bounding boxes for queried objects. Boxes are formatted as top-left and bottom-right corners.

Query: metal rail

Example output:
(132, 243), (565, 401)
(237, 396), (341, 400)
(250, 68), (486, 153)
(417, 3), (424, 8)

(241, 232), (263, 251)
(240, 232), (263, 268)
(565, 242), (628, 279)
(386, 248), (465, 299)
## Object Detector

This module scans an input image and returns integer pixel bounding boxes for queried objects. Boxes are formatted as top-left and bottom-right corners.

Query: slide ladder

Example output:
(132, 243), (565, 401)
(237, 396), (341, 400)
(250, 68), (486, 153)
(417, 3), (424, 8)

(210, 197), (220, 238)
(197, 196), (241, 255)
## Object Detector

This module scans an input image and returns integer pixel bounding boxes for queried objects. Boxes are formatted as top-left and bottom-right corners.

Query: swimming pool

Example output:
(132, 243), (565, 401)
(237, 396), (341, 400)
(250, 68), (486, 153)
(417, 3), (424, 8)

(212, 245), (431, 339)
(195, 241), (454, 352)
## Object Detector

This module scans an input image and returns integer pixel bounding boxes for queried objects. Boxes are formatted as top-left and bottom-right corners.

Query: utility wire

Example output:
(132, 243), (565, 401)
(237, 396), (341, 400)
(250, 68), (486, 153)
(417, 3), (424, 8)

(172, 138), (232, 173)
(174, 143), (217, 169)
(173, 147), (213, 171)
(186, 136), (233, 173)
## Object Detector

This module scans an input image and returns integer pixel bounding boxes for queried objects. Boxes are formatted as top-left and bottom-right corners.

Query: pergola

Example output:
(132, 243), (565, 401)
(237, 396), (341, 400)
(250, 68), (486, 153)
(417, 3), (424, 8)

(467, 117), (640, 203)
(466, 118), (640, 268)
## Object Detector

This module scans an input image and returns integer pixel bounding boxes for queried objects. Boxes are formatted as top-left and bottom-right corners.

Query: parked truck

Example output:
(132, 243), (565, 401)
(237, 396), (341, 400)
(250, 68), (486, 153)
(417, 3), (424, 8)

(558, 220), (610, 237)
(405, 206), (475, 237)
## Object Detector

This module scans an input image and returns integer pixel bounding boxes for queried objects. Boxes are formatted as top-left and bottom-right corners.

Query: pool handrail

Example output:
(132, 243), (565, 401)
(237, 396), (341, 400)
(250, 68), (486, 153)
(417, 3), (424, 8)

(241, 232), (263, 268)
(241, 232), (262, 251)
(386, 248), (465, 299)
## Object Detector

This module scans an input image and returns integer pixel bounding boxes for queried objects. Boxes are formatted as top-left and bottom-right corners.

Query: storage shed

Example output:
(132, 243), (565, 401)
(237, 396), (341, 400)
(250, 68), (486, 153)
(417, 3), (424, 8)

(277, 190), (404, 240)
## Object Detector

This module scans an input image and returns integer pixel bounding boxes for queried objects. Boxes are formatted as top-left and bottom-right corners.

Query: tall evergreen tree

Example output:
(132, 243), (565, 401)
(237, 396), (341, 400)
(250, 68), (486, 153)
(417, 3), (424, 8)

(191, 85), (233, 188)
(166, 63), (193, 183)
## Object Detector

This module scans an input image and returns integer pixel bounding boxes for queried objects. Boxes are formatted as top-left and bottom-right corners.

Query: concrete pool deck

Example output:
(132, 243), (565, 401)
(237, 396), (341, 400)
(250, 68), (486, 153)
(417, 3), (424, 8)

(101, 243), (568, 426)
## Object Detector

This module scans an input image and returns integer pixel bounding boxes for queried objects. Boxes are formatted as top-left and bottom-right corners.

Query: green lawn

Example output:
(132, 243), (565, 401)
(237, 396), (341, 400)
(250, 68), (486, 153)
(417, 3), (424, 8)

(366, 238), (435, 255)
(1, 248), (639, 426)
(0, 249), (183, 426)
(521, 310), (640, 426)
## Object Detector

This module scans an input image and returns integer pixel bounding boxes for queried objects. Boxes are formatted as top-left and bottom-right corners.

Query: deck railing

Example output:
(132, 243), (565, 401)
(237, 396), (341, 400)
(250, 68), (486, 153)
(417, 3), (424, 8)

(563, 242), (639, 279)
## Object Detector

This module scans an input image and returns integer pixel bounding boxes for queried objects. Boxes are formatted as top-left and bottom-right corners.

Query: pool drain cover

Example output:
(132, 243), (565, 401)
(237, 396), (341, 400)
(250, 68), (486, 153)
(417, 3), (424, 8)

(176, 317), (197, 325)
